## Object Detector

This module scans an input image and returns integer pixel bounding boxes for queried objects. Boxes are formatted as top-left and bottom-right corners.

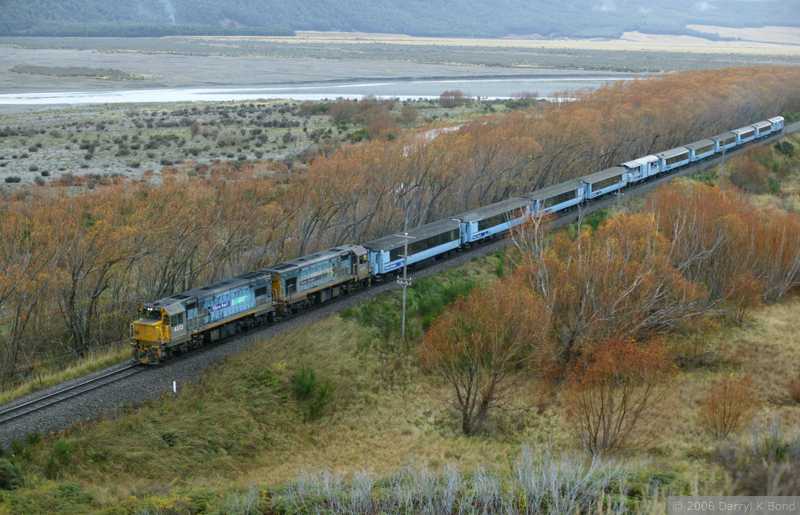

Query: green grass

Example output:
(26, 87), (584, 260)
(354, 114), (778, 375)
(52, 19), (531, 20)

(0, 344), (130, 407)
(342, 252), (502, 342)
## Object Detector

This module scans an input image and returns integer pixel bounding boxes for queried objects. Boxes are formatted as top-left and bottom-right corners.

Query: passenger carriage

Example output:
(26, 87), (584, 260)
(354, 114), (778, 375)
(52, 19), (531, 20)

(713, 132), (738, 153)
(753, 120), (772, 138)
(621, 155), (659, 183)
(453, 197), (530, 245)
(657, 146), (690, 172)
(733, 126), (756, 144)
(685, 139), (717, 162)
(364, 219), (461, 276)
(581, 167), (627, 200)
(526, 179), (584, 215)
(769, 116), (785, 132)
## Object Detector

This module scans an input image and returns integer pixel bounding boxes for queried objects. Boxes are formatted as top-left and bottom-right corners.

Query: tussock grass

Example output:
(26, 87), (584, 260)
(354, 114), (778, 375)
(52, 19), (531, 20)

(271, 446), (666, 514)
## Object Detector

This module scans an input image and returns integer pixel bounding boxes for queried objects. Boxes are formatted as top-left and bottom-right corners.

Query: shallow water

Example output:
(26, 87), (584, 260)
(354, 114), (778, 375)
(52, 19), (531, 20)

(0, 75), (632, 106)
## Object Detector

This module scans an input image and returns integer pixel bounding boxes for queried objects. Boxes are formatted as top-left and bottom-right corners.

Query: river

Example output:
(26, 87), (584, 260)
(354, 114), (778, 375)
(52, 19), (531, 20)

(0, 74), (635, 106)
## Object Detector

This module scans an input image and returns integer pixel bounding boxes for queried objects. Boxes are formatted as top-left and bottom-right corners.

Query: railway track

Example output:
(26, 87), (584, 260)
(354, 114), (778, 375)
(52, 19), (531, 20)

(0, 363), (143, 425)
(0, 122), (797, 440)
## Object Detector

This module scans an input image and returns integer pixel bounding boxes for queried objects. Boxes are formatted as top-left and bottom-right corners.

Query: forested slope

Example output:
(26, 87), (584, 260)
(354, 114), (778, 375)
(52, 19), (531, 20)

(1, 0), (797, 37)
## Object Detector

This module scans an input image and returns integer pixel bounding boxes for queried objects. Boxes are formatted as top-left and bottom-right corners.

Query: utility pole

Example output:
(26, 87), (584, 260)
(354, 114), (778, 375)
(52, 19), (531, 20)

(397, 212), (413, 341)
(394, 182), (416, 342)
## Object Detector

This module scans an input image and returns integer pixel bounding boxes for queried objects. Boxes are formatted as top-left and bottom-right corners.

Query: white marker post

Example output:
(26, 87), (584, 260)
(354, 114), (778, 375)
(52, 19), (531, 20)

(172, 380), (177, 395)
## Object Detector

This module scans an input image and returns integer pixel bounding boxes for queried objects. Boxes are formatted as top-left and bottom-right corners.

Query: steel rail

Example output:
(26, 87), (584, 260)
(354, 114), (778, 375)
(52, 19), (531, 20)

(0, 363), (142, 425)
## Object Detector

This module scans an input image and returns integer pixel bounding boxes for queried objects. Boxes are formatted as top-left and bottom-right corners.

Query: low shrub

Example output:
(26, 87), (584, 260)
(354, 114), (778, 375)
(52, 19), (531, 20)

(44, 439), (74, 480)
(0, 459), (23, 490)
(774, 140), (794, 157)
(307, 382), (333, 421)
(290, 367), (317, 401)
(290, 367), (334, 421)
(714, 420), (800, 495)
(3, 176), (21, 183)
(729, 162), (771, 194)
(699, 375), (759, 439)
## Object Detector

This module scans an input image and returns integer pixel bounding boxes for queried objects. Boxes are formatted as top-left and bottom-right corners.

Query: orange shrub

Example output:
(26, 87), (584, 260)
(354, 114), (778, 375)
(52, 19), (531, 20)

(729, 155), (772, 194)
(699, 375), (760, 439)
(565, 338), (675, 455)
(420, 275), (550, 435)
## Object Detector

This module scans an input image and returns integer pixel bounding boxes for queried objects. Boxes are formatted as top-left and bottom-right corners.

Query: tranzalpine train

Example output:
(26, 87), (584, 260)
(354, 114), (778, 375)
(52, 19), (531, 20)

(131, 116), (785, 364)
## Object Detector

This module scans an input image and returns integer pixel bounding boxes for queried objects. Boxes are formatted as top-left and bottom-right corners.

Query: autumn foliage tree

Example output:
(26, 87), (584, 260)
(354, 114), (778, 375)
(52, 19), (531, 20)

(420, 277), (550, 435)
(648, 181), (800, 312)
(516, 213), (707, 368)
(564, 338), (675, 455)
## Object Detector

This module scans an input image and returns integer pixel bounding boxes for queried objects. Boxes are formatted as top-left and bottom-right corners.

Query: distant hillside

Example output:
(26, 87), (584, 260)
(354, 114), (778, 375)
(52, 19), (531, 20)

(1, 0), (797, 38)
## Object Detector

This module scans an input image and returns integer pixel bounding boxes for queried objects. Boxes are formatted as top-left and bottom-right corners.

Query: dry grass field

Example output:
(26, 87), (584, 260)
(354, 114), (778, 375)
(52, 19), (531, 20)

(202, 29), (800, 57)
(688, 25), (800, 46)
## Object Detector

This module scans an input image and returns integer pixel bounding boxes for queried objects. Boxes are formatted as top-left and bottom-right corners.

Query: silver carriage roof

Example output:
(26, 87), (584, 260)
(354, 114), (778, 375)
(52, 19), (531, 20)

(452, 197), (530, 223)
(769, 116), (785, 124)
(582, 166), (626, 184)
(364, 218), (460, 251)
(684, 139), (715, 151)
(525, 179), (582, 200)
(267, 245), (366, 273)
(733, 126), (756, 135)
(656, 146), (689, 159)
(713, 131), (737, 141)
(754, 120), (772, 129)
(622, 155), (659, 169)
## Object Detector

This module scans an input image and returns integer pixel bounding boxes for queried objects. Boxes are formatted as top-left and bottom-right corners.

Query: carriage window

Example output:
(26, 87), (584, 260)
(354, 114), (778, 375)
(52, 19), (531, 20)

(389, 229), (459, 261)
(543, 191), (576, 208)
(255, 287), (268, 297)
(665, 152), (689, 166)
(477, 207), (525, 231)
(592, 174), (623, 190)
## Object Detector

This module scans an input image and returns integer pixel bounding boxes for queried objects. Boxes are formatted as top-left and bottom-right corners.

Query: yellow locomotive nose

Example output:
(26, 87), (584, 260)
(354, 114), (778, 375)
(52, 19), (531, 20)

(132, 319), (167, 342)
(131, 317), (170, 364)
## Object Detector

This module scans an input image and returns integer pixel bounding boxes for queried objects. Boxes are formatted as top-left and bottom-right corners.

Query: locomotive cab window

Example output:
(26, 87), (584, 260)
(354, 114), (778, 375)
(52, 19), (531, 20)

(141, 307), (161, 321)
(170, 313), (184, 327)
